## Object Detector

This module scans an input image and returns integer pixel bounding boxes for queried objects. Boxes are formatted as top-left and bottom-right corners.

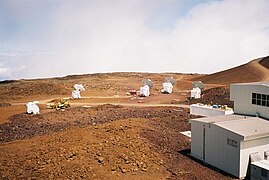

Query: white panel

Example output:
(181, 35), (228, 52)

(190, 104), (234, 117)
(205, 124), (241, 177)
(190, 121), (205, 160)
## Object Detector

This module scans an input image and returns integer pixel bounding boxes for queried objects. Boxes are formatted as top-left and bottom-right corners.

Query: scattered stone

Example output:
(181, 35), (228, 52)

(98, 156), (104, 164)
(111, 166), (117, 171)
(121, 168), (127, 173)
(141, 167), (147, 171)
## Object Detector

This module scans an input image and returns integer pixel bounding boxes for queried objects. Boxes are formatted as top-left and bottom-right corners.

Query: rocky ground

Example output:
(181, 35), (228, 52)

(0, 104), (236, 179)
(185, 86), (234, 108)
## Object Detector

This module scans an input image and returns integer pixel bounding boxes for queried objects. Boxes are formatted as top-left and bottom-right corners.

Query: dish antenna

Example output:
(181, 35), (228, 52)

(192, 81), (205, 90)
(142, 79), (153, 89)
(73, 84), (85, 91)
(164, 77), (176, 85)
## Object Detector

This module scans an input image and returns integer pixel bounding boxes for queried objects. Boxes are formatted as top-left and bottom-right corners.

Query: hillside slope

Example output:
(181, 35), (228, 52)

(192, 56), (269, 85)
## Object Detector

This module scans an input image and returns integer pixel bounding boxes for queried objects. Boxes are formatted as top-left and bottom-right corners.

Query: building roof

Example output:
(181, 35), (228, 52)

(190, 115), (269, 140)
(190, 104), (234, 112)
(231, 82), (269, 87)
(252, 160), (269, 170)
(190, 114), (245, 123)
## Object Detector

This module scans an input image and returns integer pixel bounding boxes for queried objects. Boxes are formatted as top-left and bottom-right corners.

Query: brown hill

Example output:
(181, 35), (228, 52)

(260, 56), (269, 69)
(192, 56), (269, 85)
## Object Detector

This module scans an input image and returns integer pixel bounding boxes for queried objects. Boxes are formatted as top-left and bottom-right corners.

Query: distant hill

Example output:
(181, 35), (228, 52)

(259, 56), (269, 69)
(192, 56), (269, 85)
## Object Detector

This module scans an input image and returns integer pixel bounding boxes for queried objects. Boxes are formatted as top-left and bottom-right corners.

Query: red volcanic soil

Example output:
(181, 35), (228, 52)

(0, 105), (234, 179)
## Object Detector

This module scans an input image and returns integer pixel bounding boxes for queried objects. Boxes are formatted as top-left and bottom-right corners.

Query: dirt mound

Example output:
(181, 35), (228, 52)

(184, 86), (233, 108)
(0, 119), (168, 179)
(192, 57), (269, 85)
(0, 105), (233, 179)
(0, 105), (183, 142)
(260, 56), (269, 69)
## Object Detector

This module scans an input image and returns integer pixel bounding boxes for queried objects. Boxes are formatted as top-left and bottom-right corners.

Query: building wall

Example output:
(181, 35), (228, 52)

(190, 120), (243, 177)
(230, 84), (269, 119)
(190, 121), (205, 160)
(240, 137), (269, 178)
(190, 105), (234, 117)
(205, 124), (242, 177)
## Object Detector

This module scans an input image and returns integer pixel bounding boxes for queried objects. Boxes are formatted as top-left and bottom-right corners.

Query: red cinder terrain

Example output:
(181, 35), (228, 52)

(0, 56), (268, 179)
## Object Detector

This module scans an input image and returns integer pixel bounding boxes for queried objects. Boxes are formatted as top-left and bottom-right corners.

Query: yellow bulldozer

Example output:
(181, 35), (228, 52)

(47, 98), (71, 110)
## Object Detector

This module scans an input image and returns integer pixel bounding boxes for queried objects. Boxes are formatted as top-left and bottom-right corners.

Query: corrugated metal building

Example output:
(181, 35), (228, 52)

(190, 82), (269, 179)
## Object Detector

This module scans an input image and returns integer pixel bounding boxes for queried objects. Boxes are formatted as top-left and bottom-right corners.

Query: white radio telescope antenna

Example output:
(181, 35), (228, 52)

(142, 79), (153, 89)
(192, 81), (205, 90)
(164, 77), (176, 85)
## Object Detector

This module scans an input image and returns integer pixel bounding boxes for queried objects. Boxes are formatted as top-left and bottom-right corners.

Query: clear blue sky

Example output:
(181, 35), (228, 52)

(0, 0), (269, 80)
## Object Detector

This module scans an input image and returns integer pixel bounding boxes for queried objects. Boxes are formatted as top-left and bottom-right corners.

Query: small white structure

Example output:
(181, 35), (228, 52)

(190, 115), (269, 179)
(161, 82), (173, 94)
(140, 85), (150, 97)
(191, 87), (201, 99)
(190, 104), (234, 117)
(26, 101), (40, 114)
(190, 82), (269, 179)
(72, 84), (85, 99)
(251, 159), (269, 180)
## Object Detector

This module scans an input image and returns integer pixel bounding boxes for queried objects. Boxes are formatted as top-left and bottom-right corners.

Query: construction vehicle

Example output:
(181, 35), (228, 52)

(47, 98), (71, 110)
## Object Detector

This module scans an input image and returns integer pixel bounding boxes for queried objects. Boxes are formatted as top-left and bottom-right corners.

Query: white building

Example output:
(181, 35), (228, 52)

(190, 104), (234, 117)
(231, 82), (269, 119)
(190, 82), (269, 179)
(191, 87), (201, 99)
(190, 115), (269, 178)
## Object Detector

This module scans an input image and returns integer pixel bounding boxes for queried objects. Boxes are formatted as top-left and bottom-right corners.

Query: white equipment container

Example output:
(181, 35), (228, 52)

(140, 85), (150, 97)
(26, 101), (40, 114)
(72, 90), (81, 99)
(190, 104), (234, 117)
(161, 82), (173, 94)
(191, 87), (201, 99)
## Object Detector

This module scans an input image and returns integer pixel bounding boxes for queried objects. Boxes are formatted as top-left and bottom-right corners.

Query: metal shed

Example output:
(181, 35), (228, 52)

(190, 115), (269, 178)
